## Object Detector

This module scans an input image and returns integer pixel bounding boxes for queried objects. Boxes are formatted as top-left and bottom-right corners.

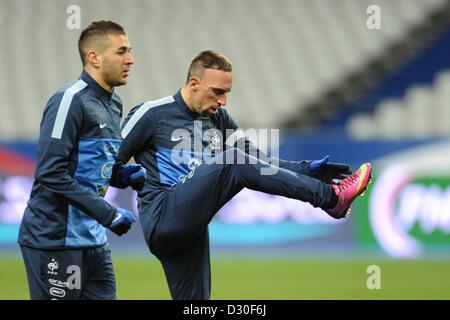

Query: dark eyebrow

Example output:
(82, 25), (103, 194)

(116, 46), (131, 53)
(212, 87), (230, 95)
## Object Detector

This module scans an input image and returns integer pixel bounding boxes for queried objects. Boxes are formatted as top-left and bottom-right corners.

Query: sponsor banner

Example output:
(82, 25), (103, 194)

(356, 164), (450, 258)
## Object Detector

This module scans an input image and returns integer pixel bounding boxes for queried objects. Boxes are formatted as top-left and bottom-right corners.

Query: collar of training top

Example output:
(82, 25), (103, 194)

(173, 90), (204, 119)
(80, 70), (114, 100)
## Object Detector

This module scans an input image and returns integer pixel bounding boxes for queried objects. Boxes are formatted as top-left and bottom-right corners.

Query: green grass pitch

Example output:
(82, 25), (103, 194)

(1, 257), (449, 299)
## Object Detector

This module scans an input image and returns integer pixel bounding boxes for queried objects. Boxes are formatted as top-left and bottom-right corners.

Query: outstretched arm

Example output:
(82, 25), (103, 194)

(223, 112), (352, 181)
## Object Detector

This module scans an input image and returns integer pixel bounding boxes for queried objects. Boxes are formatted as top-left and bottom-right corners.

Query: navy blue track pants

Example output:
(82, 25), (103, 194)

(148, 148), (333, 299)
(20, 244), (115, 300)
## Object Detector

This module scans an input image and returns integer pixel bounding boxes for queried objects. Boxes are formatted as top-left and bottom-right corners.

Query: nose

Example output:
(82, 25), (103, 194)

(126, 52), (134, 65)
(218, 93), (227, 106)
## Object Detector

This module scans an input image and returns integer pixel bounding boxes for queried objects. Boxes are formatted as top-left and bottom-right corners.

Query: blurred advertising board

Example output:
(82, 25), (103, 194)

(355, 141), (450, 258)
(0, 142), (348, 248)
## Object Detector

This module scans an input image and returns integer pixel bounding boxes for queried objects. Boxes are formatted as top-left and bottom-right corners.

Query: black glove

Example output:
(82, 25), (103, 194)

(110, 162), (146, 191)
(310, 155), (352, 184)
(108, 208), (136, 236)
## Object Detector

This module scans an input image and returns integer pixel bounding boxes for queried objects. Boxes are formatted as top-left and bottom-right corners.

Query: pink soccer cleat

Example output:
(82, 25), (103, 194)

(325, 163), (372, 219)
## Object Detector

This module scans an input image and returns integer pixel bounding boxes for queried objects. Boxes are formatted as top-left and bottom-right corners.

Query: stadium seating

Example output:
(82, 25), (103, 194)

(347, 69), (450, 139)
(0, 0), (447, 140)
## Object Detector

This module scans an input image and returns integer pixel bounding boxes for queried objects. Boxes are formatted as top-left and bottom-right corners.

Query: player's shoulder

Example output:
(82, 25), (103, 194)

(54, 78), (88, 98)
(130, 95), (175, 117)
(143, 95), (176, 111)
(123, 95), (175, 128)
(45, 78), (88, 111)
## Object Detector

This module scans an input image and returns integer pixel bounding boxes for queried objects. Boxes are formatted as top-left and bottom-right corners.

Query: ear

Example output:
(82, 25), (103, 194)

(189, 76), (200, 91)
(86, 50), (101, 68)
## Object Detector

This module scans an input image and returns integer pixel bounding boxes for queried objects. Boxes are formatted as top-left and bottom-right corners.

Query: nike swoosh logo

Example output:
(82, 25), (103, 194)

(356, 164), (368, 194)
(99, 123), (107, 129)
(112, 213), (122, 224)
(171, 136), (184, 142)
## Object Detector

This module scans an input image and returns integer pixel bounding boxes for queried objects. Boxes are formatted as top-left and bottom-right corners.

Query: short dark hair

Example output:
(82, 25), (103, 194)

(186, 50), (233, 83)
(78, 20), (126, 66)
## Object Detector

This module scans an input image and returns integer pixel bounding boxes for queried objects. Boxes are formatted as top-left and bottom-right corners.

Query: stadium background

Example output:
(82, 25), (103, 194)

(1, 0), (450, 299)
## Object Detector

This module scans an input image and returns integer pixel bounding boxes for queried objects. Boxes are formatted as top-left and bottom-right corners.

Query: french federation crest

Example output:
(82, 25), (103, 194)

(47, 259), (59, 275)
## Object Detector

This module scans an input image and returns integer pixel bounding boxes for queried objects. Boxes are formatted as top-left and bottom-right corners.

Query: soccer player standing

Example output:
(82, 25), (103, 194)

(18, 21), (145, 300)
(117, 51), (372, 299)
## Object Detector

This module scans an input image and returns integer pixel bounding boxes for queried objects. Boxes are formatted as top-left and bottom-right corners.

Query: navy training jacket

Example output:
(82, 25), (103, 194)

(117, 90), (311, 245)
(18, 71), (123, 249)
